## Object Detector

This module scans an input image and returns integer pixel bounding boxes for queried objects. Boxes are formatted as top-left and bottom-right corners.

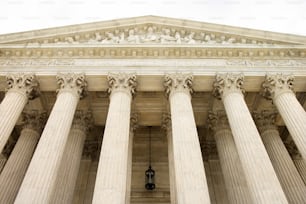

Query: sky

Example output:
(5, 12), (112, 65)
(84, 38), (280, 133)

(0, 0), (305, 35)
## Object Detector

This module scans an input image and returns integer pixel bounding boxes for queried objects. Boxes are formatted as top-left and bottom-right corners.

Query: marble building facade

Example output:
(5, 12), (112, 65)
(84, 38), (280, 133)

(0, 16), (305, 204)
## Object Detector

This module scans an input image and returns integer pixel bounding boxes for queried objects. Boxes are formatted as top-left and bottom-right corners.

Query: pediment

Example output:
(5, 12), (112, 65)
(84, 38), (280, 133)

(0, 16), (306, 46)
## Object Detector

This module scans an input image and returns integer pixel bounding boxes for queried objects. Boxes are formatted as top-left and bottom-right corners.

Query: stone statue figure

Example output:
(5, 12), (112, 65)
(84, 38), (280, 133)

(101, 32), (120, 44)
(141, 26), (160, 42)
(184, 32), (196, 44)
(127, 29), (140, 43)
(160, 29), (176, 43)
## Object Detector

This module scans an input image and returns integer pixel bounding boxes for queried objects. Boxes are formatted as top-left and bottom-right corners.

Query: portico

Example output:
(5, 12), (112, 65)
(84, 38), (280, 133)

(0, 16), (305, 204)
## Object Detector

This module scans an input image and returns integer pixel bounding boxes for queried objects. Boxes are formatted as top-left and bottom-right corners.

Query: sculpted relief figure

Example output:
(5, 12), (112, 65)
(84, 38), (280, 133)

(28, 25), (276, 46)
(88, 32), (103, 43)
(127, 29), (140, 43)
(141, 26), (160, 42)
(184, 32), (196, 44)
(160, 28), (176, 43)
(101, 32), (120, 44)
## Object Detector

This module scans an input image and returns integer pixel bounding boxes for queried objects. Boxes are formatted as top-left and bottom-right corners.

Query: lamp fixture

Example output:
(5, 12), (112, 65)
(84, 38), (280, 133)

(145, 126), (155, 190)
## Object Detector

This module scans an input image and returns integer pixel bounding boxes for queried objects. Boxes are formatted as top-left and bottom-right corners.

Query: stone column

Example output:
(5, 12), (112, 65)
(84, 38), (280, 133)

(0, 74), (39, 153)
(92, 73), (136, 204)
(126, 114), (138, 204)
(262, 74), (306, 160)
(162, 113), (177, 204)
(253, 110), (306, 203)
(0, 154), (7, 173)
(213, 73), (288, 204)
(0, 111), (45, 204)
(50, 110), (92, 204)
(208, 111), (252, 204)
(15, 73), (87, 204)
(73, 140), (98, 204)
(285, 139), (306, 185)
(164, 73), (211, 204)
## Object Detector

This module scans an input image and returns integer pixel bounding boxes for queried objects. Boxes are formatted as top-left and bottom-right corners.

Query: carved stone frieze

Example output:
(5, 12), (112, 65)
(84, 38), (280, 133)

(56, 73), (88, 99)
(107, 73), (137, 97)
(6, 73), (40, 100)
(164, 73), (193, 97)
(212, 73), (244, 99)
(261, 73), (295, 100)
(207, 110), (230, 133)
(252, 110), (278, 133)
(22, 110), (47, 133)
(71, 110), (93, 133)
(19, 24), (288, 46)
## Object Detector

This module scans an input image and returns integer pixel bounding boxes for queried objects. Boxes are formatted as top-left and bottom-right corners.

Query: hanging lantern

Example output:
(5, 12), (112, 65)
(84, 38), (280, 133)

(145, 126), (156, 190)
(145, 165), (155, 190)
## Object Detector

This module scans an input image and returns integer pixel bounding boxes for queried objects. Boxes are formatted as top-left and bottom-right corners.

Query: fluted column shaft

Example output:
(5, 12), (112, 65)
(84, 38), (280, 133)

(50, 111), (91, 204)
(0, 111), (45, 204)
(254, 111), (306, 204)
(208, 111), (252, 204)
(126, 114), (137, 204)
(213, 74), (288, 204)
(162, 114), (177, 204)
(262, 74), (306, 160)
(165, 73), (210, 204)
(92, 73), (136, 204)
(15, 73), (87, 204)
(0, 154), (7, 173)
(294, 159), (306, 185)
(0, 74), (39, 153)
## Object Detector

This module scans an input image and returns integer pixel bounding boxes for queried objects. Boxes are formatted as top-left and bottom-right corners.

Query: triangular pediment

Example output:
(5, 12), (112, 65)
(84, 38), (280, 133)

(0, 16), (305, 46)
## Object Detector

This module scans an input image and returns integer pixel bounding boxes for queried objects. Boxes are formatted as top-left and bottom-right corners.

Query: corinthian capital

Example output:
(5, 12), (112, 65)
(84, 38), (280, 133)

(261, 73), (294, 100)
(161, 113), (171, 131)
(72, 110), (93, 133)
(212, 73), (244, 99)
(253, 110), (278, 133)
(164, 73), (193, 98)
(207, 110), (230, 133)
(6, 73), (40, 100)
(22, 110), (47, 133)
(130, 113), (138, 132)
(56, 73), (87, 99)
(107, 73), (137, 97)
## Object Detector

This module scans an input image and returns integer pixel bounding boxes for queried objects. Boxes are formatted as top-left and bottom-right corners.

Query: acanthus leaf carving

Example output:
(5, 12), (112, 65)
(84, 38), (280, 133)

(164, 73), (193, 98)
(107, 73), (137, 97)
(207, 110), (230, 133)
(22, 110), (47, 133)
(130, 113), (138, 132)
(252, 110), (278, 133)
(72, 110), (93, 133)
(6, 73), (40, 100)
(212, 73), (244, 100)
(261, 73), (294, 100)
(56, 73), (88, 99)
